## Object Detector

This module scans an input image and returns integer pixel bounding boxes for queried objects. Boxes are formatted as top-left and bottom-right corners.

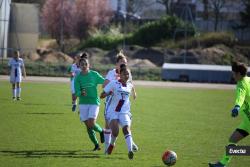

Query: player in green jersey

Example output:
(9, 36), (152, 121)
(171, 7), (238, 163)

(209, 62), (250, 167)
(74, 52), (105, 151)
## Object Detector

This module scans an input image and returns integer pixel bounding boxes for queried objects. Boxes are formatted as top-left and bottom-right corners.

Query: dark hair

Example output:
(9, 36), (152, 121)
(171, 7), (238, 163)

(120, 64), (128, 74)
(80, 52), (89, 59)
(232, 61), (248, 76)
(116, 50), (126, 63)
(79, 56), (89, 66)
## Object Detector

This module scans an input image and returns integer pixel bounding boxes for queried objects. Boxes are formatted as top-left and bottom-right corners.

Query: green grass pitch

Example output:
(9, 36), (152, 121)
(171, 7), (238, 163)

(0, 81), (249, 167)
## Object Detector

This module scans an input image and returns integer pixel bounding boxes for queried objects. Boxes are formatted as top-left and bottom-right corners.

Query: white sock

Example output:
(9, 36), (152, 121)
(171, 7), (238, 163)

(104, 129), (111, 149)
(12, 88), (16, 98)
(110, 134), (117, 145)
(17, 88), (21, 97)
(125, 133), (133, 152)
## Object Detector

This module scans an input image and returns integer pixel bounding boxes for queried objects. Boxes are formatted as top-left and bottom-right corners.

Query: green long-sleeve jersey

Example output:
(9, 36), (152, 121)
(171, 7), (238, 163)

(235, 77), (250, 114)
(74, 70), (105, 105)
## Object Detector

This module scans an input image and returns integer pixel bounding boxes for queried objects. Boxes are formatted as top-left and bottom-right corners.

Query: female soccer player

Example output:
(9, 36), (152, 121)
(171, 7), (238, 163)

(74, 53), (105, 151)
(102, 51), (138, 153)
(68, 54), (81, 112)
(100, 64), (136, 159)
(8, 50), (26, 100)
(209, 61), (250, 167)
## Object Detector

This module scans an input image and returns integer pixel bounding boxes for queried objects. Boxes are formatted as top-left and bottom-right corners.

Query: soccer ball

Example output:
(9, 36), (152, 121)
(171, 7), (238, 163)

(162, 150), (177, 166)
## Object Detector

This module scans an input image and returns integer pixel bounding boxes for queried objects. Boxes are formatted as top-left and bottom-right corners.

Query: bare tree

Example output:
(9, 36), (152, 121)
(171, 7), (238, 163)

(41, 0), (74, 45)
(240, 0), (250, 28)
(202, 0), (209, 20)
(209, 0), (226, 31)
(73, 0), (111, 40)
(156, 0), (174, 15)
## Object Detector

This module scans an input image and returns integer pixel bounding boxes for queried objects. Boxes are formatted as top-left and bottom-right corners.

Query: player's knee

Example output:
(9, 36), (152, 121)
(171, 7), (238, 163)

(122, 126), (130, 135)
(112, 130), (118, 137)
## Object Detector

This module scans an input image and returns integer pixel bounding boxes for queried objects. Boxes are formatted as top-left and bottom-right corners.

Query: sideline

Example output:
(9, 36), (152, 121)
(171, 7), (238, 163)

(0, 75), (234, 90)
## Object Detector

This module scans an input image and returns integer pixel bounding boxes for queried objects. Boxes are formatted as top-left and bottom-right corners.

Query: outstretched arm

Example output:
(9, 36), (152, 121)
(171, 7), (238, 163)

(132, 86), (137, 100)
(22, 65), (27, 78)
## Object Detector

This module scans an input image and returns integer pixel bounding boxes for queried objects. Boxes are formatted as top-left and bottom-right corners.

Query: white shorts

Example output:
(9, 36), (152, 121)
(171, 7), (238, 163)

(71, 79), (75, 94)
(79, 104), (100, 122)
(109, 112), (132, 127)
(10, 74), (22, 83)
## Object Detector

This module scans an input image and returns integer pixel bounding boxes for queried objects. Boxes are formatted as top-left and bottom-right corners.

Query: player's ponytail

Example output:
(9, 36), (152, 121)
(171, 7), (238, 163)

(116, 50), (126, 63)
(80, 52), (89, 59)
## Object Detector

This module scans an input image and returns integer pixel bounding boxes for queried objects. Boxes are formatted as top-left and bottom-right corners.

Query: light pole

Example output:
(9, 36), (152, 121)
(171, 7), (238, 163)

(60, 0), (64, 52)
(123, 12), (126, 49)
(123, 0), (127, 50)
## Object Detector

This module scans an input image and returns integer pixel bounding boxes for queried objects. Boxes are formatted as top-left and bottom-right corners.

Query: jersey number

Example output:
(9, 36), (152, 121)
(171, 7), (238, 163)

(115, 93), (125, 112)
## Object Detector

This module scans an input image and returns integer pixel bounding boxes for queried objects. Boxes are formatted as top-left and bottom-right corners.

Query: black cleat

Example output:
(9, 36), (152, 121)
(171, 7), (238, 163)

(72, 104), (76, 112)
(17, 97), (21, 101)
(93, 144), (101, 151)
(100, 130), (104, 143)
(128, 151), (134, 160)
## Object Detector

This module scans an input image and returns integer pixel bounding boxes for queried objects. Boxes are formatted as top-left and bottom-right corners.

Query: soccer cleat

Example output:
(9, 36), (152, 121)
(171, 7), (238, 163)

(100, 130), (105, 143)
(128, 151), (134, 160)
(209, 162), (226, 167)
(106, 144), (114, 155)
(132, 143), (139, 152)
(93, 144), (101, 151)
(16, 97), (21, 101)
(72, 104), (76, 112)
(12, 97), (16, 101)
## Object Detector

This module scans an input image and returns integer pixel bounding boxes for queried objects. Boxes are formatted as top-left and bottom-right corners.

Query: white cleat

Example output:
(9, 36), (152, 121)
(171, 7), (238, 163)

(132, 143), (139, 152)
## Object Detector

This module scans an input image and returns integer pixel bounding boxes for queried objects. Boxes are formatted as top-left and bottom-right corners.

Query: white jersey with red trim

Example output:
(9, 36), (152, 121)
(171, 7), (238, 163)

(8, 58), (24, 83)
(71, 63), (81, 77)
(105, 68), (132, 82)
(105, 69), (119, 81)
(104, 80), (133, 114)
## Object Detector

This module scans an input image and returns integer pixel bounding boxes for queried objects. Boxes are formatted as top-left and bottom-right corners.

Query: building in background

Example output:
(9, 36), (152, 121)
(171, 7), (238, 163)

(0, 0), (11, 59)
(0, 2), (39, 59)
(8, 3), (39, 56)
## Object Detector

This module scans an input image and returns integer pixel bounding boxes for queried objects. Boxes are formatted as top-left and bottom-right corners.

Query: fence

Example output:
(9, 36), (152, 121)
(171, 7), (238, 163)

(0, 58), (161, 81)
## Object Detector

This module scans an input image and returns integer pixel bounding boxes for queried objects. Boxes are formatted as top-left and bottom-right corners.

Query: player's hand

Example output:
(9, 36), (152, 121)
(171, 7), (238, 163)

(81, 89), (87, 96)
(133, 92), (137, 100)
(231, 105), (240, 117)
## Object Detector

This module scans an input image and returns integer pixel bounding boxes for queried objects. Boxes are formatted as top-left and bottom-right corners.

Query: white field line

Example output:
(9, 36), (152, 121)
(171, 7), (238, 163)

(0, 75), (234, 90)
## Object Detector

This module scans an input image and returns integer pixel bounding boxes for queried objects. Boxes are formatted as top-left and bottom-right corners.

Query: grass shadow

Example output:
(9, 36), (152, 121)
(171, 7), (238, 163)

(0, 150), (100, 159)
(26, 113), (65, 115)
(0, 97), (11, 102)
(23, 103), (50, 106)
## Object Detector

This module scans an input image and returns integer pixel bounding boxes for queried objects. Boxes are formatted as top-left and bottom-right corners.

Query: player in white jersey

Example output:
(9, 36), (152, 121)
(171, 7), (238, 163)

(68, 54), (81, 112)
(102, 51), (138, 153)
(8, 50), (26, 100)
(100, 64), (136, 159)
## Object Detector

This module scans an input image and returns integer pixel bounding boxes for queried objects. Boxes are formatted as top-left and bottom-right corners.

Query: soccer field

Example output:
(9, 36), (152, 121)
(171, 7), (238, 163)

(0, 81), (249, 167)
